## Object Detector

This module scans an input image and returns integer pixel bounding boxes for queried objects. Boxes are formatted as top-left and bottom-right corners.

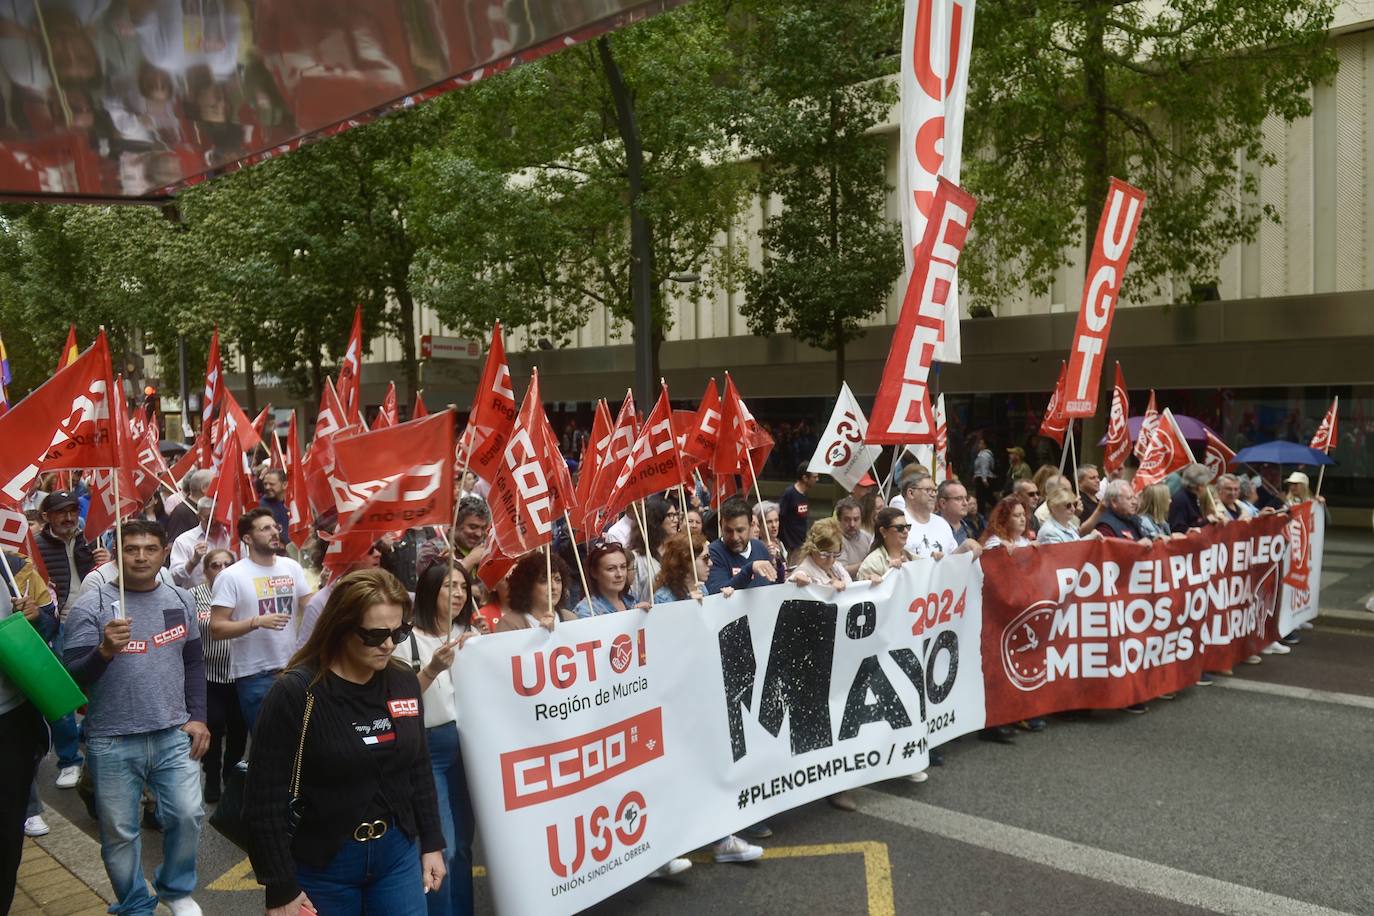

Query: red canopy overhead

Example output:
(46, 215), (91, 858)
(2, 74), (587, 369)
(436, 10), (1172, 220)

(0, 0), (684, 204)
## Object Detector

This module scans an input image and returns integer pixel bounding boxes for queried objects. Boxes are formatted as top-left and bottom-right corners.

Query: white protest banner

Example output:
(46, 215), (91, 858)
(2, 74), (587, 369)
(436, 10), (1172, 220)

(1277, 500), (1324, 634)
(455, 556), (987, 914)
(808, 383), (883, 490)
(1064, 178), (1146, 418)
(900, 0), (977, 363)
(456, 511), (1319, 915)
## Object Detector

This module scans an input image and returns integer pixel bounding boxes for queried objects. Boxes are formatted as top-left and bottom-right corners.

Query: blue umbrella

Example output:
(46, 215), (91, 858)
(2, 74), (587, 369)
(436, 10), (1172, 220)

(1232, 441), (1334, 467)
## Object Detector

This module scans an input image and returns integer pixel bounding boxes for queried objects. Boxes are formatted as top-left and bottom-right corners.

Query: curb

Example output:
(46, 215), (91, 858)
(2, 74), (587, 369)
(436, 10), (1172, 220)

(1317, 608), (1374, 634)
(32, 803), (114, 904)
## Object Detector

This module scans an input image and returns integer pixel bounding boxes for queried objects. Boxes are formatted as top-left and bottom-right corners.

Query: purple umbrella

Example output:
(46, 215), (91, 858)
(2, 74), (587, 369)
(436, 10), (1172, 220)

(1097, 415), (1217, 447)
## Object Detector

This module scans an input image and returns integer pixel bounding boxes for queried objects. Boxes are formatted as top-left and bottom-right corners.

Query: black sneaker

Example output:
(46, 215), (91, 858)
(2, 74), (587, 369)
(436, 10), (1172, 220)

(978, 726), (1017, 744)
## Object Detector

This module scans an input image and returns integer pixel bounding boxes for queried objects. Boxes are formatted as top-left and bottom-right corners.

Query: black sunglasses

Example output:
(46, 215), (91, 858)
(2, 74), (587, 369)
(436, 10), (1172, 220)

(354, 623), (413, 648)
(887, 523), (912, 532)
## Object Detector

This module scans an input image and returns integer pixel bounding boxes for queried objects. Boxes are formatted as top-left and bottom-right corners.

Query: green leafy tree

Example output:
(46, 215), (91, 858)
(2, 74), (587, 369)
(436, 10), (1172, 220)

(960, 0), (1338, 310)
(410, 1), (752, 398)
(733, 0), (905, 389)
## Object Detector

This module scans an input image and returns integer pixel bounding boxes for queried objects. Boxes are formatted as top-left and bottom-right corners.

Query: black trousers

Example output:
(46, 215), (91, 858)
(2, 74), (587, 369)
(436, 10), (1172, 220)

(204, 681), (247, 789)
(0, 702), (49, 913)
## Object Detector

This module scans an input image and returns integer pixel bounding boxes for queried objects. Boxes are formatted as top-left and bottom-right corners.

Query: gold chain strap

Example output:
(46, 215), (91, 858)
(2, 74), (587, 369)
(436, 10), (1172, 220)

(288, 692), (314, 800)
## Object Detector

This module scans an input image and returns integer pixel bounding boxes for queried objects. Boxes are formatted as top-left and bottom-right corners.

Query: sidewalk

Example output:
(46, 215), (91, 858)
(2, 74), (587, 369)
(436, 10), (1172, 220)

(12, 806), (113, 916)
(1318, 525), (1374, 631)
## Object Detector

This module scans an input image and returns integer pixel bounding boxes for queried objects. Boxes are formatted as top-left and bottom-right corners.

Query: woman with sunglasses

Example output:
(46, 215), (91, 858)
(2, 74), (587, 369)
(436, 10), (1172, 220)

(626, 496), (680, 602)
(786, 518), (852, 591)
(190, 548), (244, 803)
(408, 563), (482, 916)
(573, 541), (651, 618)
(496, 552), (577, 632)
(858, 508), (917, 583)
(246, 569), (445, 916)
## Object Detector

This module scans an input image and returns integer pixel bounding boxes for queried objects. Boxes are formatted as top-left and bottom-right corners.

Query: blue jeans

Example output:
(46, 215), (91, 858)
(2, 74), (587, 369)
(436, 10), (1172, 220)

(87, 727), (203, 915)
(296, 823), (427, 916)
(49, 628), (82, 768)
(235, 669), (280, 732)
(425, 723), (474, 916)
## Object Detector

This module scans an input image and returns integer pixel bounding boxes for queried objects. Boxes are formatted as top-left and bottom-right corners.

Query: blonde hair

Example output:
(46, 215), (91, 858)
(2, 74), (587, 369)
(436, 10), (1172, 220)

(801, 517), (843, 556)
(288, 569), (413, 684)
(1138, 484), (1170, 524)
(1046, 488), (1077, 511)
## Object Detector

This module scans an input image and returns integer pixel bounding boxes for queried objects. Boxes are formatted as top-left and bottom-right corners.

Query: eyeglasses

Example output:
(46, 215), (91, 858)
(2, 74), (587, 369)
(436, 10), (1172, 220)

(915, 487), (937, 494)
(887, 523), (911, 532)
(815, 551), (839, 560)
(664, 510), (681, 518)
(207, 561), (232, 571)
(354, 623), (413, 648)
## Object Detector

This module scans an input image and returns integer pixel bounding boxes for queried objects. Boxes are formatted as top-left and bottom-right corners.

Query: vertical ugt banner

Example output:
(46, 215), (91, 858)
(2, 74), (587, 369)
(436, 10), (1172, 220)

(1064, 178), (1146, 418)
(868, 178), (978, 445)
(900, 0), (976, 364)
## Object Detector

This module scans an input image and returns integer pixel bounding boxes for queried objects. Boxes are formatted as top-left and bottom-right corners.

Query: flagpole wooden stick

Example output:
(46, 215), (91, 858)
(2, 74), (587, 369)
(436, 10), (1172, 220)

(562, 511), (593, 609)
(112, 468), (126, 619)
(543, 543), (554, 621)
(630, 499), (656, 598)
(742, 447), (778, 558)
(1, 549), (24, 599)
(1315, 465), (1325, 499)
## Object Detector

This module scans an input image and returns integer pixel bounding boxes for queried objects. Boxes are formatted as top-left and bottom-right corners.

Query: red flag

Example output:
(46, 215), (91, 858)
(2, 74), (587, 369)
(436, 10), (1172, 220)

(202, 328), (221, 428)
(712, 375), (750, 476)
(218, 388), (263, 453)
(1203, 430), (1235, 481)
(209, 447), (248, 532)
(412, 392), (429, 419)
(129, 405), (173, 504)
(169, 442), (199, 487)
(0, 331), (121, 504)
(285, 411), (312, 548)
(1133, 390), (1159, 465)
(320, 527), (385, 580)
(1037, 361), (1069, 447)
(584, 391), (638, 531)
(250, 404), (272, 444)
(1133, 408), (1196, 492)
(1064, 178), (1146, 418)
(374, 382), (399, 428)
(267, 420), (288, 473)
(0, 500), (48, 583)
(301, 379), (353, 517)
(602, 385), (682, 524)
(460, 322), (517, 481)
(737, 390), (775, 476)
(1309, 396), (1338, 453)
(570, 400), (614, 537)
(83, 380), (143, 540)
(328, 411), (456, 532)
(57, 324), (79, 371)
(487, 371), (574, 556)
(867, 177), (978, 444)
(678, 380), (721, 471)
(1103, 363), (1132, 475)
(337, 305), (364, 427)
(475, 535), (520, 590)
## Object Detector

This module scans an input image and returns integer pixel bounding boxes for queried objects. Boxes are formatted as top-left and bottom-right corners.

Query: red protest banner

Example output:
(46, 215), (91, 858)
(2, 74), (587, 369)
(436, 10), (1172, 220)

(328, 410), (456, 532)
(461, 322), (517, 481)
(487, 372), (575, 557)
(1038, 361), (1069, 447)
(1064, 178), (1146, 418)
(980, 515), (1287, 722)
(868, 177), (978, 444)
(0, 330), (120, 504)
(1103, 363), (1132, 475)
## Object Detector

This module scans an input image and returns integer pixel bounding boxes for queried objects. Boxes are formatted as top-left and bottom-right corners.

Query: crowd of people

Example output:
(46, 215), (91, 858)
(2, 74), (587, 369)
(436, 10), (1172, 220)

(0, 438), (1329, 916)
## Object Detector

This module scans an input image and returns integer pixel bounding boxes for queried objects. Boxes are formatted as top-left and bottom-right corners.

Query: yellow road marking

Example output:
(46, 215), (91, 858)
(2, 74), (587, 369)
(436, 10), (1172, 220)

(689, 841), (895, 916)
(208, 858), (488, 892)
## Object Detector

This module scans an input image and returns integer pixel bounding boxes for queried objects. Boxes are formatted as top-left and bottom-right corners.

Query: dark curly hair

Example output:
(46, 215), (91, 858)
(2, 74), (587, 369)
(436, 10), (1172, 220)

(507, 551), (572, 615)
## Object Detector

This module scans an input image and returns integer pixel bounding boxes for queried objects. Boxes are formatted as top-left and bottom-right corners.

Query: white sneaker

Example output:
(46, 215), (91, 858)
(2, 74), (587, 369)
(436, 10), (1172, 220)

(648, 858), (692, 879)
(55, 765), (81, 789)
(1299, 621), (1314, 630)
(163, 897), (203, 916)
(1243, 655), (1262, 665)
(23, 815), (49, 837)
(712, 835), (764, 864)
(907, 770), (929, 783)
(1262, 641), (1291, 655)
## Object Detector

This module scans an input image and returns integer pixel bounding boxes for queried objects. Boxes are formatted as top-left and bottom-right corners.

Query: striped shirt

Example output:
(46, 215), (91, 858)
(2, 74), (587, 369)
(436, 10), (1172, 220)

(192, 583), (233, 684)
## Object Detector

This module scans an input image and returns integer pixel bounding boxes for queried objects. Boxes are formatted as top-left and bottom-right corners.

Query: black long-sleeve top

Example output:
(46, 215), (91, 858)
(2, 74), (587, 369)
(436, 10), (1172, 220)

(245, 663), (445, 908)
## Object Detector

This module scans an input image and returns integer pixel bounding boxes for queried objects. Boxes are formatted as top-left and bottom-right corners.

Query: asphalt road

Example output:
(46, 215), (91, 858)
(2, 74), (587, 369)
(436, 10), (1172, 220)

(33, 535), (1374, 916)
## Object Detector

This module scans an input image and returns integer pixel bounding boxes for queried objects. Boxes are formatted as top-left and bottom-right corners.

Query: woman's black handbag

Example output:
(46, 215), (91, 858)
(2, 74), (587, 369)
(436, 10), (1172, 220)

(209, 690), (315, 853)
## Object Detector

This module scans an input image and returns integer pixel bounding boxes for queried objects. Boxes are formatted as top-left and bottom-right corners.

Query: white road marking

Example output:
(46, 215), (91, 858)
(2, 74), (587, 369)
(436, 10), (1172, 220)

(1213, 676), (1374, 710)
(855, 791), (1360, 916)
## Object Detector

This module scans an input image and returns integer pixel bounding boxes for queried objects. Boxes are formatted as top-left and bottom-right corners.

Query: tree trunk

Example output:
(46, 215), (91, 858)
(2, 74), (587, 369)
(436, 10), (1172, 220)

(598, 36), (658, 409)
(310, 355), (323, 407)
(395, 280), (420, 402)
(829, 94), (845, 392)
(242, 338), (258, 414)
